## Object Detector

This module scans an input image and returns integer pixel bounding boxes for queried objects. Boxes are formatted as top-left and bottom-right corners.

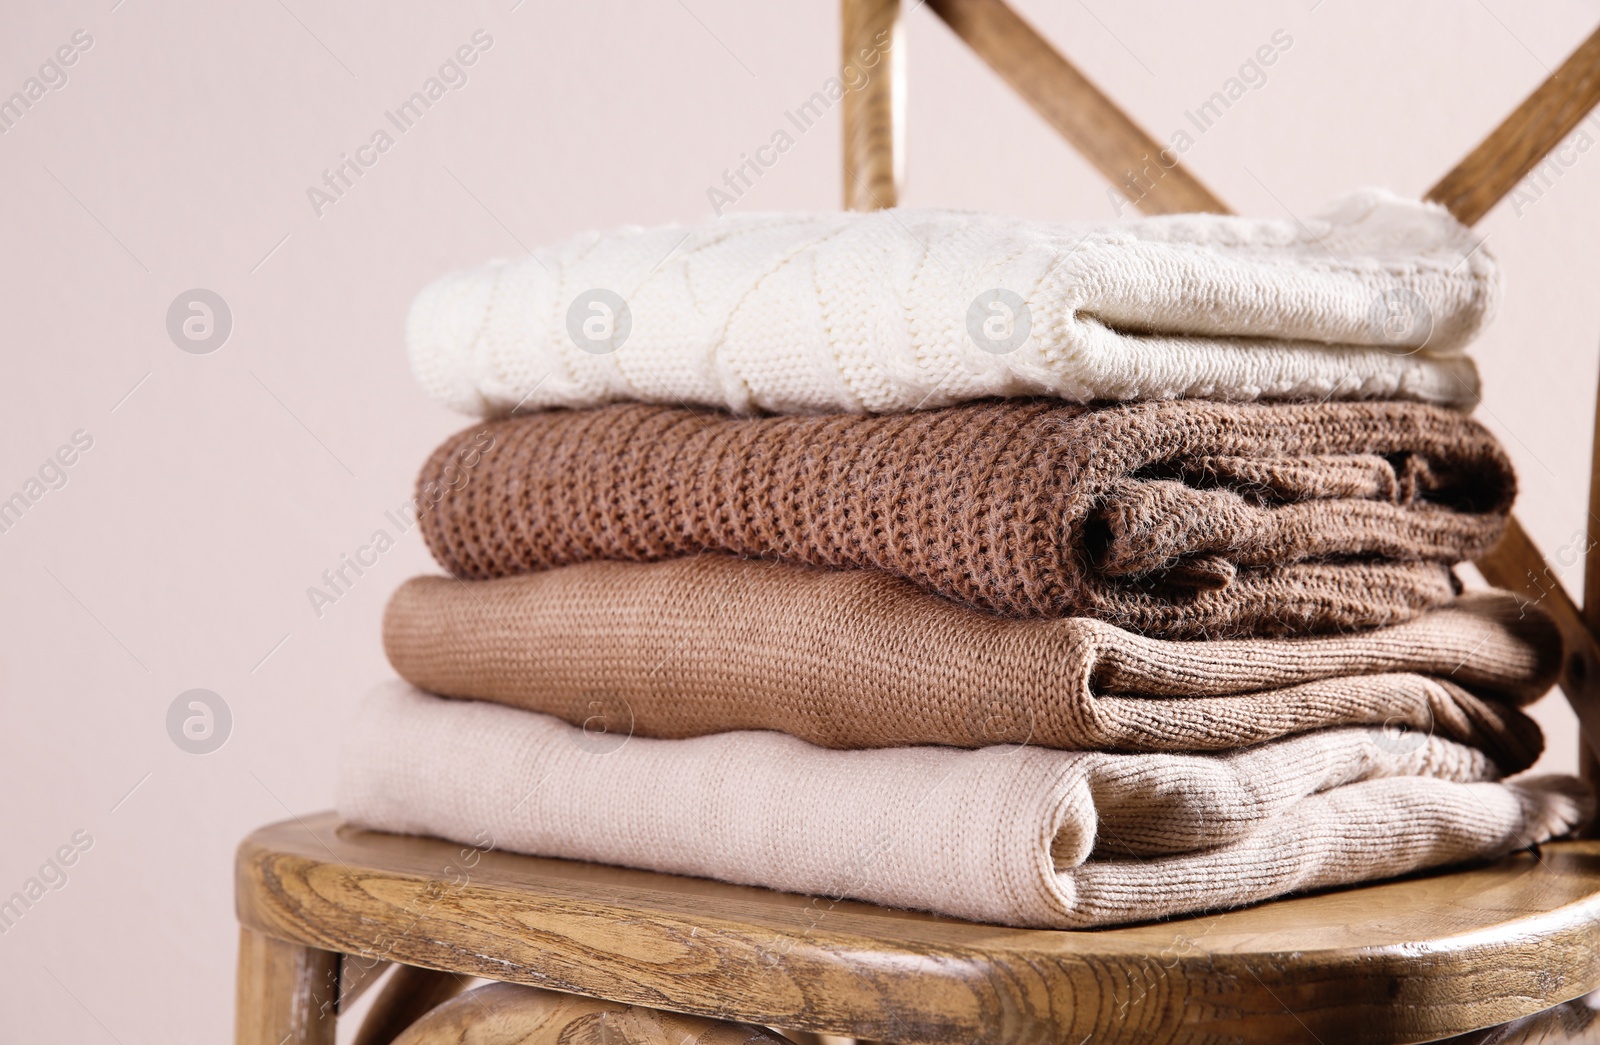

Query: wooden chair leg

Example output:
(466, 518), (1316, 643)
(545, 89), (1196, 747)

(352, 965), (473, 1045)
(235, 927), (339, 1045)
(390, 980), (798, 1044)
(1432, 991), (1600, 1042)
(339, 957), (394, 1014)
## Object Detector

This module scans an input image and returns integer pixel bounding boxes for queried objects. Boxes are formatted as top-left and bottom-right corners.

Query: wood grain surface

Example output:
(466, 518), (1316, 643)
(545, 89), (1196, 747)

(841, 0), (899, 209)
(1437, 992), (1600, 1044)
(235, 927), (339, 1045)
(1584, 365), (1600, 821)
(389, 980), (797, 1044)
(351, 964), (472, 1045)
(339, 957), (393, 1015)
(237, 814), (1600, 1045)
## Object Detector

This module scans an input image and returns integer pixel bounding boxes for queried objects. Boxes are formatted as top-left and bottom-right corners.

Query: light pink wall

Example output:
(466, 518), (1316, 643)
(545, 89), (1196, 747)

(1, 1), (1596, 1039)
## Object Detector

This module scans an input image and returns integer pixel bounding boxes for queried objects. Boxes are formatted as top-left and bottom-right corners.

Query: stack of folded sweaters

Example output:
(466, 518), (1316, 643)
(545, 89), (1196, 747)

(340, 189), (1592, 928)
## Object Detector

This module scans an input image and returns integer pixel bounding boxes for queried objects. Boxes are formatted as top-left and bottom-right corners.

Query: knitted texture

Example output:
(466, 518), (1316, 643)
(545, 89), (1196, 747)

(338, 683), (1590, 929)
(384, 563), (1554, 771)
(406, 190), (1493, 416)
(416, 399), (1515, 638)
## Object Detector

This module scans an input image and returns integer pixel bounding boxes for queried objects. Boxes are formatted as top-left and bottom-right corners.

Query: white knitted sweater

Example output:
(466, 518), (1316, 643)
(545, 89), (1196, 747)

(407, 190), (1494, 416)
(339, 683), (1585, 928)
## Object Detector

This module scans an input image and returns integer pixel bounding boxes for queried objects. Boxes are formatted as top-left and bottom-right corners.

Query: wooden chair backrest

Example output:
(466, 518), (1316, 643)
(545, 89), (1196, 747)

(839, 0), (1600, 775)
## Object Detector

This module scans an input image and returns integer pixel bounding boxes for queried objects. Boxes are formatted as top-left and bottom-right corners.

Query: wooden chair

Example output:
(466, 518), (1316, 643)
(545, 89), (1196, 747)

(236, 4), (1600, 1042)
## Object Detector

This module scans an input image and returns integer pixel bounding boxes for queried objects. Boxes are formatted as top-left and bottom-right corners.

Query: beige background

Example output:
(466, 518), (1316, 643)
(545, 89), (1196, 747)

(2, 0), (1598, 1039)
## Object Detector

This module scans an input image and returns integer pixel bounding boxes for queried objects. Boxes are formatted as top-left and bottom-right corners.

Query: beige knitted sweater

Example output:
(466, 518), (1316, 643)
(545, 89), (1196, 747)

(339, 683), (1589, 929)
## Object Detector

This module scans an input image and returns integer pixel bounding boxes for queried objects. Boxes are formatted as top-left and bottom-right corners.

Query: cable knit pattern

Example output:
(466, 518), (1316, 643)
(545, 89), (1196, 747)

(385, 565), (1554, 771)
(416, 400), (1514, 638)
(338, 683), (1590, 929)
(406, 190), (1493, 416)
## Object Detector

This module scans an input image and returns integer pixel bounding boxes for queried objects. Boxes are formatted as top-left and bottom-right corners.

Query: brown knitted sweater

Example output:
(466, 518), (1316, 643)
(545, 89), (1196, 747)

(384, 558), (1553, 772)
(416, 400), (1515, 638)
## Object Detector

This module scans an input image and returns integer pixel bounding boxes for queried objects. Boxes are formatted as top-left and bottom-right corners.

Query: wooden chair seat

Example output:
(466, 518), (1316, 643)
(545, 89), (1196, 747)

(237, 813), (1600, 1044)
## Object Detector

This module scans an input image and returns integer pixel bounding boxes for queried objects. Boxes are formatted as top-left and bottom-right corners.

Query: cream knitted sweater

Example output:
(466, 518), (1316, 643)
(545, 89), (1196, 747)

(407, 190), (1494, 416)
(338, 683), (1586, 929)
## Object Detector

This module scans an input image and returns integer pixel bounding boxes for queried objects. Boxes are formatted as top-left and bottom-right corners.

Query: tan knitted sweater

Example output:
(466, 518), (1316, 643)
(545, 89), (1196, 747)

(416, 400), (1514, 638)
(384, 561), (1554, 771)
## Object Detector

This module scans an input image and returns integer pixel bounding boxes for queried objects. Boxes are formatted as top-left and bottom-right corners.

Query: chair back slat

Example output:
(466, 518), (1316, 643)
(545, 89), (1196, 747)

(1427, 27), (1600, 225)
(1480, 522), (1600, 747)
(842, 0), (902, 209)
(925, 0), (1227, 214)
